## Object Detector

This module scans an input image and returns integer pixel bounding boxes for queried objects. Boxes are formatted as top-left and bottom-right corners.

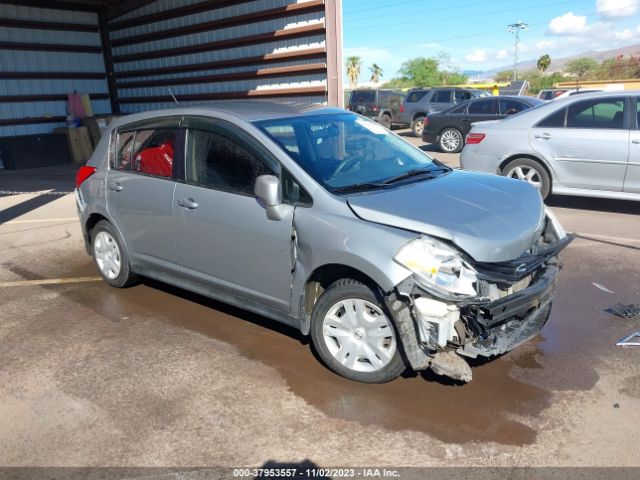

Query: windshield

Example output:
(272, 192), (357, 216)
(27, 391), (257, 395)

(255, 113), (447, 192)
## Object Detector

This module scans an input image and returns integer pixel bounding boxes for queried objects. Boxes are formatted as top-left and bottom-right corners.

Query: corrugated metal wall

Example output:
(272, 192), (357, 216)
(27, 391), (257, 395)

(0, 3), (111, 137)
(107, 0), (331, 113)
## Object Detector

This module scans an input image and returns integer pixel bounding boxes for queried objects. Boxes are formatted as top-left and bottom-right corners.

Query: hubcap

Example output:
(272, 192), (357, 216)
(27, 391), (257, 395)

(322, 298), (397, 373)
(440, 130), (460, 152)
(94, 231), (122, 279)
(414, 121), (424, 135)
(507, 165), (542, 190)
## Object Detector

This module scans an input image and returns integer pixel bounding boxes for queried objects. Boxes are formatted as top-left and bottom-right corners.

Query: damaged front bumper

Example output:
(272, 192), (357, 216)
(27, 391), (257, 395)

(385, 230), (572, 382)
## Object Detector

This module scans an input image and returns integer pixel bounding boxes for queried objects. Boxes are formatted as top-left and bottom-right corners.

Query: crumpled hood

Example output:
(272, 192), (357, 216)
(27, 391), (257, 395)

(347, 170), (545, 262)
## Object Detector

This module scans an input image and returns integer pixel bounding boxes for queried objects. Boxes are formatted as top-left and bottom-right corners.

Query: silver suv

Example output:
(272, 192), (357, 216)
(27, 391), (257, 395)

(75, 102), (571, 383)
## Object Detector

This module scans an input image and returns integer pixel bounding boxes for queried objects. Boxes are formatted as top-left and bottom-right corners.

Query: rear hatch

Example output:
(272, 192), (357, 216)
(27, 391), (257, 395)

(348, 90), (379, 117)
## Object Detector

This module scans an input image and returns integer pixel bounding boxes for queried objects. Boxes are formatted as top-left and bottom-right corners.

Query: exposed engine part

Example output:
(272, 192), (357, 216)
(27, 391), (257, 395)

(606, 303), (640, 319)
(414, 297), (460, 348)
(429, 350), (473, 383)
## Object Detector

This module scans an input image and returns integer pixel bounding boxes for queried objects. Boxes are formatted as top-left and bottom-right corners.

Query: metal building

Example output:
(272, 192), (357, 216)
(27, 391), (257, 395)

(0, 0), (343, 139)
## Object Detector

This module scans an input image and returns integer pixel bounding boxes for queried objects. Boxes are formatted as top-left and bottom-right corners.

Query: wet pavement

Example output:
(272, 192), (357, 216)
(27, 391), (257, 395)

(1, 156), (640, 467)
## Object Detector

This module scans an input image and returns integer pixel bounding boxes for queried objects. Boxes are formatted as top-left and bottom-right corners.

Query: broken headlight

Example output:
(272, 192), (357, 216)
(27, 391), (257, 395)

(394, 236), (478, 298)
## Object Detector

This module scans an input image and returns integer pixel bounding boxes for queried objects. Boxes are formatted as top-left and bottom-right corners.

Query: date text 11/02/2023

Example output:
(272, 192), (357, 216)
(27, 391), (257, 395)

(232, 468), (400, 478)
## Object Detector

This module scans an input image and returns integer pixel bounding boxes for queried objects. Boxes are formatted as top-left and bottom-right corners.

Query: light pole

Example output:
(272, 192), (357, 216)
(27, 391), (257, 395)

(507, 21), (528, 82)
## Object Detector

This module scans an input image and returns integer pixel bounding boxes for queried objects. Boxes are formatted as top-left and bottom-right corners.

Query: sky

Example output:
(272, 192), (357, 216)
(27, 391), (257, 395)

(343, 0), (640, 82)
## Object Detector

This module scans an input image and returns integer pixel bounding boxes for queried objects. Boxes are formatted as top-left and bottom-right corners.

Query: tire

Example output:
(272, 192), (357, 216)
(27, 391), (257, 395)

(502, 157), (551, 199)
(310, 279), (406, 383)
(91, 220), (138, 288)
(411, 116), (425, 137)
(438, 127), (464, 153)
(379, 113), (392, 130)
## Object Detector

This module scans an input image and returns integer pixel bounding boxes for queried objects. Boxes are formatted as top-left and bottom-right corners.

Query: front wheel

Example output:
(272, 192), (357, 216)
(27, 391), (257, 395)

(438, 128), (463, 153)
(502, 158), (551, 199)
(310, 279), (406, 383)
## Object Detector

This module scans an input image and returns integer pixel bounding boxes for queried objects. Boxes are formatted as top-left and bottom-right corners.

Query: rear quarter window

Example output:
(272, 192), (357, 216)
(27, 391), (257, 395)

(406, 91), (428, 102)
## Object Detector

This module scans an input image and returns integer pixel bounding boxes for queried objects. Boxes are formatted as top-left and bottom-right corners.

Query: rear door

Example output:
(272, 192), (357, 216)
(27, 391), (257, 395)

(105, 117), (181, 278)
(462, 98), (498, 135)
(624, 97), (640, 193)
(430, 89), (453, 112)
(530, 96), (629, 191)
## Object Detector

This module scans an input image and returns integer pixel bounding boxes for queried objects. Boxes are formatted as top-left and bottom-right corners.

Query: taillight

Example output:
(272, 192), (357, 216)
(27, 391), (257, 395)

(346, 105), (351, 110)
(466, 133), (486, 144)
(372, 105), (379, 112)
(400, 104), (404, 113)
(423, 117), (429, 127)
(75, 166), (96, 188)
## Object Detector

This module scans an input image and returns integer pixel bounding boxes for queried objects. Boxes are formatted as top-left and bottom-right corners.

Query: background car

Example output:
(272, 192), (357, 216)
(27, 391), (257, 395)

(538, 89), (569, 101)
(422, 95), (544, 153)
(399, 87), (488, 137)
(460, 91), (640, 201)
(346, 89), (405, 129)
(554, 88), (604, 99)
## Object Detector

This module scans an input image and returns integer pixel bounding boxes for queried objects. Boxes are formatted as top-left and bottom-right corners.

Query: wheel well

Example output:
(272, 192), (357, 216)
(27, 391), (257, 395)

(498, 154), (552, 178)
(302, 264), (382, 324)
(85, 213), (108, 245)
(412, 112), (426, 121)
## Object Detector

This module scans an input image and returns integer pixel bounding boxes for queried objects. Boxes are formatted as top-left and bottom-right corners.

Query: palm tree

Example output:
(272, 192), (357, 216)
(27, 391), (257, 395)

(369, 63), (383, 84)
(537, 54), (551, 74)
(346, 56), (362, 89)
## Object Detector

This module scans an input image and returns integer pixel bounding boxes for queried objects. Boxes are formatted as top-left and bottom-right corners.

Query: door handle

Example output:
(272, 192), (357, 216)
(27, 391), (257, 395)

(535, 133), (551, 139)
(632, 139), (640, 144)
(108, 182), (123, 192)
(178, 198), (198, 210)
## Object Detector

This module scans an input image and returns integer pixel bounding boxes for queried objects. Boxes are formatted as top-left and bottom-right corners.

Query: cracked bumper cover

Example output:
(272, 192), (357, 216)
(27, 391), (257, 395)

(385, 263), (559, 371)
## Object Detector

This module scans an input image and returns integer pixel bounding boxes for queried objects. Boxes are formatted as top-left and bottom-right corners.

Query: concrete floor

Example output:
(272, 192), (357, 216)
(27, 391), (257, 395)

(1, 139), (640, 469)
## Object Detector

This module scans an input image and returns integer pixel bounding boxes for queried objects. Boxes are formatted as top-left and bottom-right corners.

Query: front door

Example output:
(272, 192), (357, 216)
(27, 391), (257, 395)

(106, 121), (181, 277)
(530, 96), (629, 191)
(173, 118), (294, 312)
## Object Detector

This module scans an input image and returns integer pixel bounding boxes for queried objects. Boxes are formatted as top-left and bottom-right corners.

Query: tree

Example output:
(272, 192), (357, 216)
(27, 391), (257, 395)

(436, 51), (453, 85)
(346, 56), (362, 89)
(494, 70), (513, 82)
(537, 54), (551, 74)
(565, 57), (599, 80)
(369, 63), (383, 84)
(397, 57), (440, 87)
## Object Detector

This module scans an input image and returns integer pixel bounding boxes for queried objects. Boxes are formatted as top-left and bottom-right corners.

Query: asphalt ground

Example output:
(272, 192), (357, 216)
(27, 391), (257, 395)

(1, 133), (640, 471)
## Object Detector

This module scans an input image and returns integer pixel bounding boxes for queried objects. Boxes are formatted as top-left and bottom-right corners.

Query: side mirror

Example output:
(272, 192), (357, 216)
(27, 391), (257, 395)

(254, 175), (291, 221)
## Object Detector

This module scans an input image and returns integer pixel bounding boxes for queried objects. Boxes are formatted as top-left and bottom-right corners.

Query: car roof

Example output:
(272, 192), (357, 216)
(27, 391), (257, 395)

(110, 101), (343, 129)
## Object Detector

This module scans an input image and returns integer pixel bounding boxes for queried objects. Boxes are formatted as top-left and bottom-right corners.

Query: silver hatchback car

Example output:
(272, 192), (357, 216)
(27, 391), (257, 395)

(76, 102), (571, 383)
(460, 91), (640, 201)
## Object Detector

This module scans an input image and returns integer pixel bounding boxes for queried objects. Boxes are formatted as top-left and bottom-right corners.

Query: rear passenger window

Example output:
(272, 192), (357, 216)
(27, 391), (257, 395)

(566, 98), (625, 129)
(499, 99), (527, 115)
(537, 108), (566, 128)
(131, 129), (176, 178)
(468, 99), (497, 114)
(186, 129), (275, 195)
(115, 131), (135, 171)
(434, 90), (452, 103)
(454, 90), (470, 103)
(406, 91), (428, 102)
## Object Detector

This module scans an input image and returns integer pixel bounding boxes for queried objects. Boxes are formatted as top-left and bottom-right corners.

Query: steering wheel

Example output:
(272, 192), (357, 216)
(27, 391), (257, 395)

(331, 156), (363, 179)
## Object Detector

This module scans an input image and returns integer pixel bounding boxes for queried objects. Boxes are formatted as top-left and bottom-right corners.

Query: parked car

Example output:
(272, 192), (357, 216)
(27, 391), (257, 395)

(347, 89), (405, 129)
(460, 91), (640, 201)
(76, 102), (570, 384)
(422, 95), (544, 153)
(554, 88), (604, 99)
(538, 89), (568, 101)
(399, 87), (488, 137)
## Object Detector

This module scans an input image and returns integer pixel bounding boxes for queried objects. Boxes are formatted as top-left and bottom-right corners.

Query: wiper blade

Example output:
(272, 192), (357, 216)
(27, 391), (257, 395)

(381, 167), (448, 185)
(332, 182), (385, 193)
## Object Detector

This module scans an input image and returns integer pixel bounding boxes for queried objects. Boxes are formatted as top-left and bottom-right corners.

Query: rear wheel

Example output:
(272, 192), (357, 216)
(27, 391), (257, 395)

(91, 220), (138, 288)
(438, 128), (463, 153)
(502, 158), (551, 199)
(310, 279), (406, 383)
(379, 113), (392, 130)
(411, 116), (425, 137)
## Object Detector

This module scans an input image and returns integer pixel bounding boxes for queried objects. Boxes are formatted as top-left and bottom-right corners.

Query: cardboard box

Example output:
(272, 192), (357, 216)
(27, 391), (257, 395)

(81, 115), (113, 147)
(54, 126), (94, 164)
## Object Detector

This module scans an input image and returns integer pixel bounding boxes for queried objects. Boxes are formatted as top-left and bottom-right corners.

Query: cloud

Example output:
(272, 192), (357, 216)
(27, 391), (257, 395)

(536, 39), (555, 50)
(465, 49), (487, 62)
(496, 49), (509, 60)
(597, 0), (638, 18)
(548, 12), (588, 35)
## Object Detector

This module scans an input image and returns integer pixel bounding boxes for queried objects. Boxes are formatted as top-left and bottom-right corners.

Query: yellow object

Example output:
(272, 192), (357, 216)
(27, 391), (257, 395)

(492, 84), (499, 96)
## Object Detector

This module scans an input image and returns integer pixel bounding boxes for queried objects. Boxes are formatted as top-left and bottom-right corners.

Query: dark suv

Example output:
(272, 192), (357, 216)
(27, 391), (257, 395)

(347, 89), (405, 129)
(399, 87), (488, 136)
